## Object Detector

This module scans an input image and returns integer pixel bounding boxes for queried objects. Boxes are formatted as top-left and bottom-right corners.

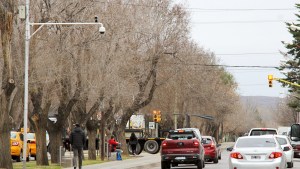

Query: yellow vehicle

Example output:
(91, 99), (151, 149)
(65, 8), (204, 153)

(27, 133), (36, 160)
(10, 131), (30, 162)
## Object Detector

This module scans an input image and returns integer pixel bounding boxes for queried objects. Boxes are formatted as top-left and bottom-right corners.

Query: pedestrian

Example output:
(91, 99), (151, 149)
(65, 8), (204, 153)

(108, 135), (122, 153)
(129, 132), (138, 155)
(70, 123), (86, 169)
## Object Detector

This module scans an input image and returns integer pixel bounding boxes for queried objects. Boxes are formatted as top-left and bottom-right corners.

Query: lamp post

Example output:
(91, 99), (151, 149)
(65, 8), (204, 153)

(23, 0), (105, 168)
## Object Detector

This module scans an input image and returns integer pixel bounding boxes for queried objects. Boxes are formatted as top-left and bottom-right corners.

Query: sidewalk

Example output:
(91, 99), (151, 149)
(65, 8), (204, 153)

(64, 152), (160, 169)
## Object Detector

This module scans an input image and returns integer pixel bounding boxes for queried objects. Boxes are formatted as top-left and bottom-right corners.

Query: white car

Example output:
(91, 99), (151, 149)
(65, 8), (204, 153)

(228, 135), (287, 169)
(276, 135), (294, 168)
(248, 128), (278, 136)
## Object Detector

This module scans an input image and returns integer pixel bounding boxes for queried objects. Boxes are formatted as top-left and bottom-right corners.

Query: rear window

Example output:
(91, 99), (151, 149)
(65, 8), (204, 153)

(168, 131), (195, 140)
(236, 137), (276, 148)
(276, 137), (287, 145)
(202, 138), (212, 144)
(11, 132), (17, 139)
(249, 129), (277, 136)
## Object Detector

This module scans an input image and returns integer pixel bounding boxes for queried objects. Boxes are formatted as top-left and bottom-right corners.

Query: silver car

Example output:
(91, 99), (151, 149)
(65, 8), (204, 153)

(276, 135), (294, 168)
(228, 135), (287, 169)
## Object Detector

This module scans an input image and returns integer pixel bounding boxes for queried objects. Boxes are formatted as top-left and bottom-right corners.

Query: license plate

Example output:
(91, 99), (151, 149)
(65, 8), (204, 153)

(175, 157), (186, 160)
(251, 155), (261, 159)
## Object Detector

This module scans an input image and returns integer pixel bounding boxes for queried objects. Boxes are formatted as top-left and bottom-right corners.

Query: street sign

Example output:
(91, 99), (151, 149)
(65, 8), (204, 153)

(149, 122), (155, 129)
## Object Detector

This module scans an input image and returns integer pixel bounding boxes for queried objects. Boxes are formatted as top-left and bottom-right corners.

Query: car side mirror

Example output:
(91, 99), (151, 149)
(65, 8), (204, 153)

(283, 146), (290, 151)
(227, 146), (233, 151)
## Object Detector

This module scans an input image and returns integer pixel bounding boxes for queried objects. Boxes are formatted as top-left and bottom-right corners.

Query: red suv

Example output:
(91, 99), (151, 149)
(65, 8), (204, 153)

(202, 136), (221, 163)
(161, 128), (205, 169)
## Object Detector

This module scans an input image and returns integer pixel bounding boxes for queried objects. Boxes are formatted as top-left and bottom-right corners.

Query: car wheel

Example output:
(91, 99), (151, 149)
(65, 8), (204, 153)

(16, 150), (23, 162)
(144, 140), (159, 154)
(213, 157), (218, 163)
(287, 161), (293, 168)
(197, 160), (203, 169)
(161, 161), (170, 169)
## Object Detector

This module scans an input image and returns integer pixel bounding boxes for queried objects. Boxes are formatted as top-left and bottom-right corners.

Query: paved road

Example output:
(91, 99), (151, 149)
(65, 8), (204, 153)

(64, 142), (300, 169)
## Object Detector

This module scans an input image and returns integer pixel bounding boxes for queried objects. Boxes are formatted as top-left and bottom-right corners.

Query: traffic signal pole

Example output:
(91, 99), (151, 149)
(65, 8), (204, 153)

(275, 78), (300, 88)
(268, 74), (300, 88)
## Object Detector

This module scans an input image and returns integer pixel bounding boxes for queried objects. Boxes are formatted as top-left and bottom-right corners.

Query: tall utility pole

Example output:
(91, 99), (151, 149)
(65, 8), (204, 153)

(23, 0), (30, 167)
(23, 1), (105, 167)
(100, 111), (105, 161)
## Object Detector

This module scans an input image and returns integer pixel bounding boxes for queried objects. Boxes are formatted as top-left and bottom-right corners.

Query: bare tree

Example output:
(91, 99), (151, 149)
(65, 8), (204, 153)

(0, 0), (17, 168)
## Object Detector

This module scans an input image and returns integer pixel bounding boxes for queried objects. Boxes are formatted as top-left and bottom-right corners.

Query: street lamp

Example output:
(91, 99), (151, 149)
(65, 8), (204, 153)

(23, 0), (105, 168)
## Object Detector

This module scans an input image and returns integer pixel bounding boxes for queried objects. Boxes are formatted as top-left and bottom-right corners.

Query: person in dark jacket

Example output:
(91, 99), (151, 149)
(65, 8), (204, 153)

(70, 123), (86, 169)
(129, 132), (138, 155)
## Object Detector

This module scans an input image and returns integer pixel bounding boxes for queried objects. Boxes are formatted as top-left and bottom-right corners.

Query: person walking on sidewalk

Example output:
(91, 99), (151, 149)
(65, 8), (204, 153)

(129, 132), (138, 155)
(70, 123), (86, 169)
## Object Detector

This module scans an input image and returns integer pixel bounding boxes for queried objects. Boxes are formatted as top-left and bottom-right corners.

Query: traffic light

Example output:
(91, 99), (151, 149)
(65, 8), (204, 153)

(268, 74), (273, 87)
(153, 110), (161, 123)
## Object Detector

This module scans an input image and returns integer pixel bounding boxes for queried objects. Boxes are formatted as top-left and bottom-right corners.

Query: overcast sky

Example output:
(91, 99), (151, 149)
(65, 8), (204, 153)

(175, 0), (298, 97)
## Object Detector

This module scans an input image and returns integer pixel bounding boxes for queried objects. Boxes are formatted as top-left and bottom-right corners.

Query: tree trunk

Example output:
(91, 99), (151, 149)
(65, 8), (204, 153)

(0, 104), (13, 169)
(48, 127), (63, 164)
(116, 127), (127, 155)
(29, 88), (50, 165)
(87, 129), (97, 160)
(0, 1), (15, 168)
(86, 119), (98, 160)
(35, 126), (49, 165)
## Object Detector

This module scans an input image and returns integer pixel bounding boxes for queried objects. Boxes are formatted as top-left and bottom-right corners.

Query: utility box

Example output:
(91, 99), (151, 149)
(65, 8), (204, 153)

(18, 6), (26, 19)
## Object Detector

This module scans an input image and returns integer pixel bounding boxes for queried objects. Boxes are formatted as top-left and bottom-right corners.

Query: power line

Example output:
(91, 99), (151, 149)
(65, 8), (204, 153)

(96, 1), (296, 11)
(202, 64), (277, 68)
(187, 8), (297, 12)
(160, 62), (278, 68)
(191, 20), (295, 24)
(216, 52), (280, 55)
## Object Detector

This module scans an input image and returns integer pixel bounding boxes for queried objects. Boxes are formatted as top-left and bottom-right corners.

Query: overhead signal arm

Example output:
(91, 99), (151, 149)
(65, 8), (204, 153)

(274, 78), (300, 88)
(268, 74), (300, 88)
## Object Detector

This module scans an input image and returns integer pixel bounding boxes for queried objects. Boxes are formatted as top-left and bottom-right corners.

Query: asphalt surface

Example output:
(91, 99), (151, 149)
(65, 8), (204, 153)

(63, 142), (236, 169)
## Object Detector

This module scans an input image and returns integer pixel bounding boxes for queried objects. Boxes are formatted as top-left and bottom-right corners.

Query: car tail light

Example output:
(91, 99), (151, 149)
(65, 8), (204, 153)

(230, 152), (243, 159)
(12, 141), (19, 146)
(162, 141), (167, 147)
(269, 152), (282, 159)
(193, 141), (199, 147)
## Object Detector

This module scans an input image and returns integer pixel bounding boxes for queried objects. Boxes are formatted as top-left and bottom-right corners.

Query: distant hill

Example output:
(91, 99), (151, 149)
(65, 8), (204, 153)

(240, 96), (282, 108)
(240, 96), (283, 125)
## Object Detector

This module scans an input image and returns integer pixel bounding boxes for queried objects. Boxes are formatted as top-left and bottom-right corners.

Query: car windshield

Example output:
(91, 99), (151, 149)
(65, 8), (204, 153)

(276, 137), (287, 145)
(202, 138), (212, 144)
(168, 132), (195, 140)
(236, 137), (276, 148)
(250, 129), (277, 136)
(27, 133), (35, 139)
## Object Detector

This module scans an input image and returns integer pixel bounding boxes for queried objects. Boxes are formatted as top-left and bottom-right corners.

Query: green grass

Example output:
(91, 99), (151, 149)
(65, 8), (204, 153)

(13, 155), (132, 169)
(13, 161), (61, 169)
